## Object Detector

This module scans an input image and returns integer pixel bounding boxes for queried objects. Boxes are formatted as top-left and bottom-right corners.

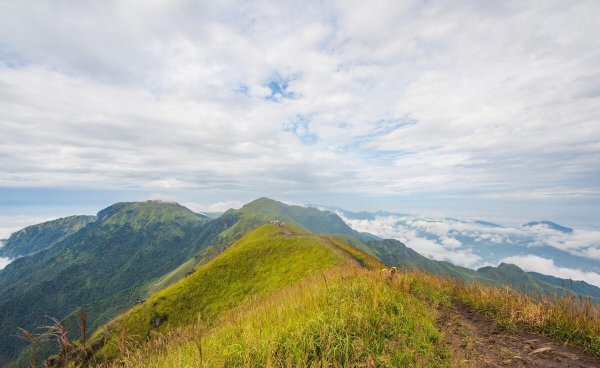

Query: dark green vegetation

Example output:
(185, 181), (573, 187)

(366, 238), (487, 283)
(1, 197), (599, 367)
(0, 216), (94, 258)
(477, 263), (566, 295)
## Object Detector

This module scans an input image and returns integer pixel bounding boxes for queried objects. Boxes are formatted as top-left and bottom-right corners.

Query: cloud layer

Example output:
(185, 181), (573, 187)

(1, 0), (599, 208)
(338, 211), (600, 286)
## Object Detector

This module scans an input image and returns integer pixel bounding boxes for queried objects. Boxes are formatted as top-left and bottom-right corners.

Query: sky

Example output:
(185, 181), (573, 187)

(1, 0), (600, 237)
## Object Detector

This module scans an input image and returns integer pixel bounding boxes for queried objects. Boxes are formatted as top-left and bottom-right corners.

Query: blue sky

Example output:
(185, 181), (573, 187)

(1, 0), (599, 236)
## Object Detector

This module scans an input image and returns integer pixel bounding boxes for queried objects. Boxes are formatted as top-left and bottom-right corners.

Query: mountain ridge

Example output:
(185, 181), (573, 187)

(2, 198), (599, 367)
(0, 198), (377, 365)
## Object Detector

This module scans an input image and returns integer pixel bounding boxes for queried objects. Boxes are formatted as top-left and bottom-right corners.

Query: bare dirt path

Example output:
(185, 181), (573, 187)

(438, 304), (600, 367)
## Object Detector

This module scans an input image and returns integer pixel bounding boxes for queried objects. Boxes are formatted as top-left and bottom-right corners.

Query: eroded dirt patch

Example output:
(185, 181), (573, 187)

(438, 304), (600, 367)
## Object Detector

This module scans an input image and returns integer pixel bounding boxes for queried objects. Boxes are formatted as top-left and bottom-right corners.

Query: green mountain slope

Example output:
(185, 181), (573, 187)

(477, 263), (565, 295)
(81, 223), (451, 367)
(365, 239), (490, 283)
(0, 215), (95, 258)
(0, 201), (214, 364)
(527, 272), (600, 300)
(217, 197), (375, 243)
(2, 198), (383, 365)
(79, 226), (600, 367)
(4, 197), (599, 366)
(364, 239), (599, 301)
(92, 223), (367, 360)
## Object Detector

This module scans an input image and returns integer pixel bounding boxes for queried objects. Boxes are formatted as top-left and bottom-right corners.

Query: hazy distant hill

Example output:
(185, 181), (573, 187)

(364, 238), (600, 301)
(523, 220), (573, 233)
(0, 215), (95, 258)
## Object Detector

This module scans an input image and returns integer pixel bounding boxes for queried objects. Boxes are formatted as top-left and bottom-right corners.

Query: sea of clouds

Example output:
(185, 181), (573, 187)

(336, 211), (600, 287)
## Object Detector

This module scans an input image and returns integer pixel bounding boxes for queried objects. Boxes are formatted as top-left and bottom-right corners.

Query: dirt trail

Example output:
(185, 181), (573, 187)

(438, 304), (600, 367)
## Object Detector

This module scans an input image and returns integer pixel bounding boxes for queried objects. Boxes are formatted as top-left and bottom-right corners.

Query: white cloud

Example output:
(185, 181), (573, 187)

(338, 211), (600, 280)
(0, 0), (598, 202)
(338, 212), (482, 267)
(524, 224), (600, 260)
(0, 257), (12, 271)
(184, 201), (243, 214)
(0, 215), (57, 239)
(501, 255), (600, 288)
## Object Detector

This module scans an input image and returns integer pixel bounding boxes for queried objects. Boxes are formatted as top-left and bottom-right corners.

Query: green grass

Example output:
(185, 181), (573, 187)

(92, 224), (349, 361)
(98, 269), (450, 368)
(145, 244), (224, 296)
(323, 235), (386, 270)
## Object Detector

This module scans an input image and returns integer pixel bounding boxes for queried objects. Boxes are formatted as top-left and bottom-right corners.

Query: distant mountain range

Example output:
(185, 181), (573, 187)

(0, 198), (599, 366)
(313, 205), (600, 286)
(523, 220), (573, 233)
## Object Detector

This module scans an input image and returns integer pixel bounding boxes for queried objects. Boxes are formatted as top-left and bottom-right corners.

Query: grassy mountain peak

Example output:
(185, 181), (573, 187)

(215, 197), (368, 244)
(96, 200), (208, 229)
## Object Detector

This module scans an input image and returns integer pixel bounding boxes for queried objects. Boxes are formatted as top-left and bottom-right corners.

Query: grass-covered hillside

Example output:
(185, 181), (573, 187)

(216, 197), (375, 244)
(0, 215), (95, 258)
(5, 197), (600, 367)
(91, 224), (382, 362)
(79, 225), (600, 367)
(1, 198), (384, 365)
(0, 201), (214, 364)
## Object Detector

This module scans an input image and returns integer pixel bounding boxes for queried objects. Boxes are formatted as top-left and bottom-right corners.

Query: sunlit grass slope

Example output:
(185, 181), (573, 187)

(147, 269), (600, 368)
(92, 224), (352, 361)
(103, 269), (450, 368)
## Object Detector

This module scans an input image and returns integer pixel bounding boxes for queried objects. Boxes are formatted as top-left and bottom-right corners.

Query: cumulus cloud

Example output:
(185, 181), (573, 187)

(184, 201), (243, 214)
(0, 0), (598, 203)
(501, 255), (600, 287)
